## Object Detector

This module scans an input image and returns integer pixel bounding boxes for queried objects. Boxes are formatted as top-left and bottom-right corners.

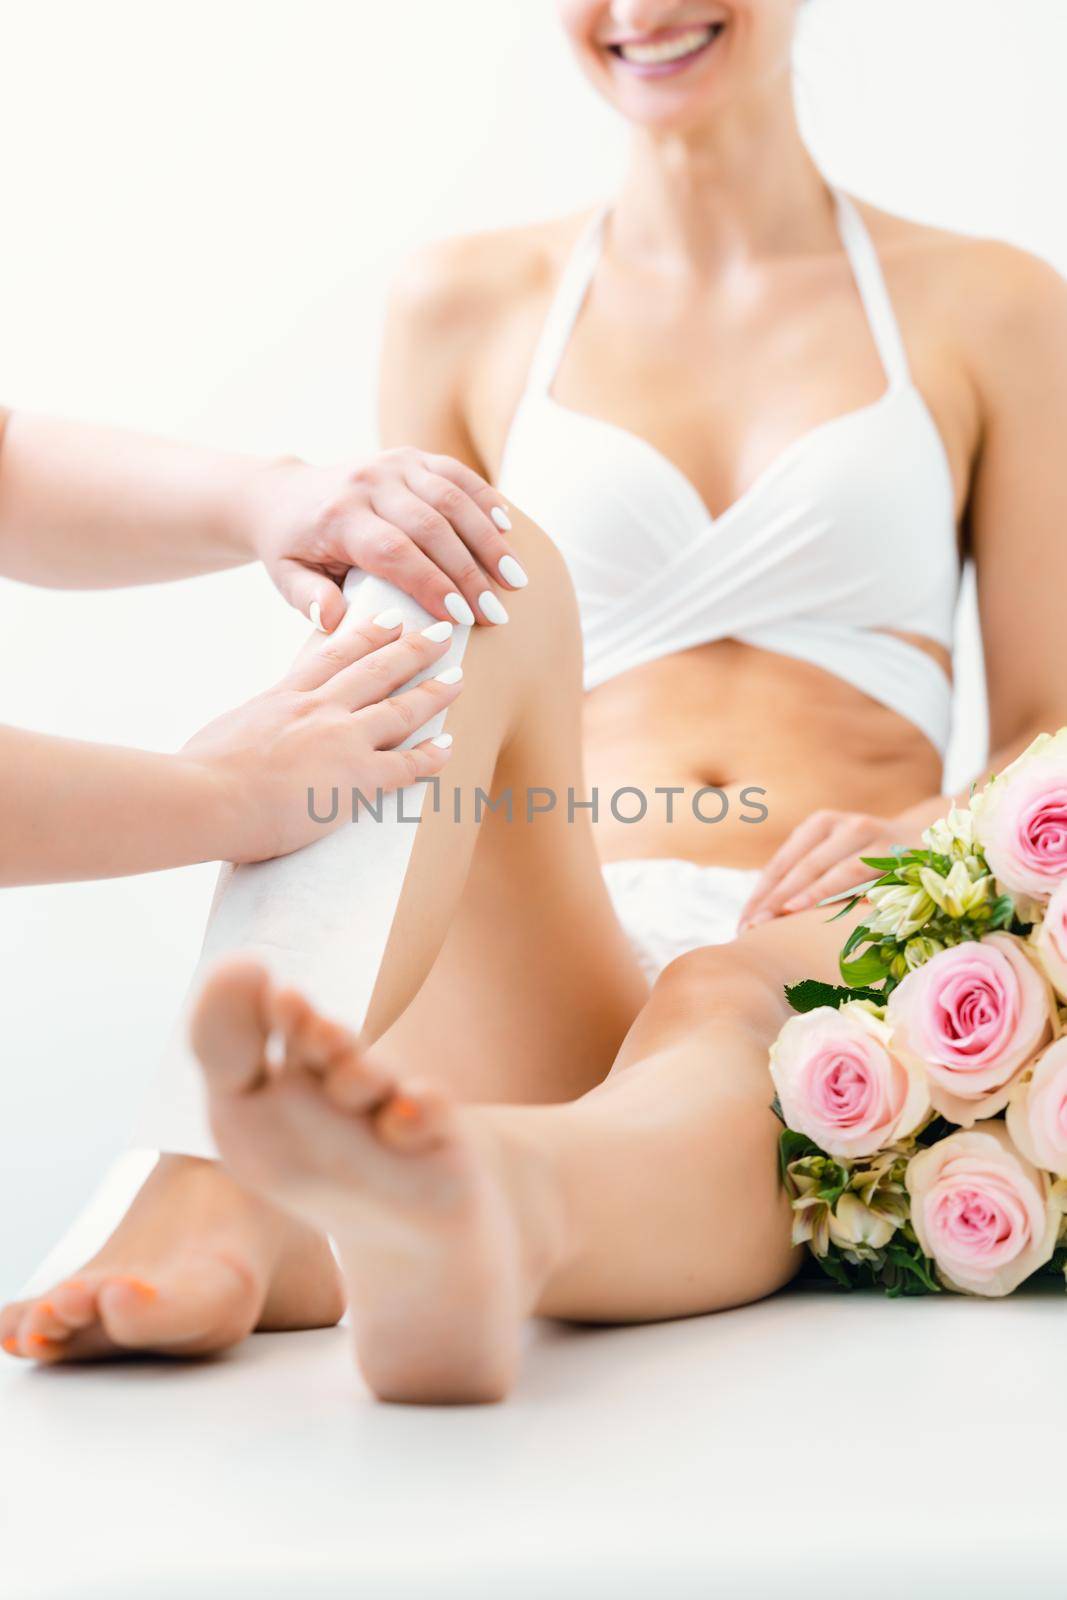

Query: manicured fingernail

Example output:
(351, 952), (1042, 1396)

(478, 591), (509, 625)
(435, 666), (463, 685)
(421, 620), (453, 642)
(391, 1094), (421, 1122)
(444, 592), (476, 626)
(2, 1336), (19, 1355)
(498, 554), (528, 588)
(39, 1302), (55, 1318)
(783, 898), (808, 912)
(309, 601), (325, 632)
(432, 733), (453, 749)
(373, 608), (403, 630)
(491, 506), (513, 532)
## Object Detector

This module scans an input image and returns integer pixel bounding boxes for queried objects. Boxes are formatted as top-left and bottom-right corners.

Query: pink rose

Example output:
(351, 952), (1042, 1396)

(1007, 1036), (1067, 1177)
(972, 731), (1067, 901)
(886, 933), (1053, 1125)
(906, 1122), (1058, 1295)
(1033, 880), (1067, 1001)
(769, 1002), (929, 1160)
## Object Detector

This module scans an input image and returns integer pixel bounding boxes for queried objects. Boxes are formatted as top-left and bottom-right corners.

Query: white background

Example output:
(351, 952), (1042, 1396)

(1, 0), (1064, 1295)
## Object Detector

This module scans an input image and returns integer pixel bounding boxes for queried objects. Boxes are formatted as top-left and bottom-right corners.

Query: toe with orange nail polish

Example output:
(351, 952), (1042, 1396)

(28, 1333), (60, 1349)
(391, 1095), (421, 1122)
(2, 1336), (20, 1355)
(118, 1277), (158, 1301)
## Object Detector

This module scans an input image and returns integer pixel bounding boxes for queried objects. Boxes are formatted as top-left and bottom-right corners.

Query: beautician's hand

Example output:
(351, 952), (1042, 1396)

(179, 614), (462, 863)
(241, 448), (526, 633)
(737, 809), (898, 932)
(0, 617), (463, 887)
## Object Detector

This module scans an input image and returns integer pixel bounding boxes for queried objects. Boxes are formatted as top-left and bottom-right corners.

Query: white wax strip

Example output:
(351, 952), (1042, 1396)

(132, 569), (470, 1157)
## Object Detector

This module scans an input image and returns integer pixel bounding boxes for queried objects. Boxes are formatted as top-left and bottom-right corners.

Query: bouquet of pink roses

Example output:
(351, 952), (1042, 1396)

(770, 731), (1067, 1297)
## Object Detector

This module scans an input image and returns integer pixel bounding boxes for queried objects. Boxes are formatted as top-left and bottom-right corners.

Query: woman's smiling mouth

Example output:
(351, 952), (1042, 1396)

(606, 22), (726, 78)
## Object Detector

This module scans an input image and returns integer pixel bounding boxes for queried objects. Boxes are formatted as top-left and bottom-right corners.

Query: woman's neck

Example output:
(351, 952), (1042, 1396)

(612, 86), (832, 270)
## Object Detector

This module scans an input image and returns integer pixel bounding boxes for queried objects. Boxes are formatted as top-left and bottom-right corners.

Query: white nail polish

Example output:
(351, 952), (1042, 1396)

(444, 592), (476, 626)
(478, 591), (509, 625)
(435, 666), (464, 685)
(491, 506), (513, 532)
(497, 554), (528, 589)
(432, 733), (453, 749)
(309, 601), (325, 632)
(373, 607), (403, 629)
(421, 620), (453, 642)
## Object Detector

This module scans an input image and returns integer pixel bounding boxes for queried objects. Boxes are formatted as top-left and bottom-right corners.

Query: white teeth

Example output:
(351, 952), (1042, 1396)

(616, 25), (716, 67)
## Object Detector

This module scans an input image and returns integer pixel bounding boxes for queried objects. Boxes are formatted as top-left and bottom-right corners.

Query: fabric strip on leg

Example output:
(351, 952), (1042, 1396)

(131, 569), (471, 1157)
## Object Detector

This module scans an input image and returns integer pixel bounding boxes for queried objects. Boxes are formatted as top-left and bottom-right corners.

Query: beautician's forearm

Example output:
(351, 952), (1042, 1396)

(0, 725), (230, 885)
(0, 408), (262, 587)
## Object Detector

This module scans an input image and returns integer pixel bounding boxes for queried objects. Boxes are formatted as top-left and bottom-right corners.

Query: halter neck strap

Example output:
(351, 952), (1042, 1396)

(523, 207), (610, 396)
(521, 190), (912, 402)
(833, 189), (912, 390)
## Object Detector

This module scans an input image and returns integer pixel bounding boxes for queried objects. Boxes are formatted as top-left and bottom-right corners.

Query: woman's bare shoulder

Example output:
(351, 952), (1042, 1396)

(855, 196), (1067, 339)
(387, 211), (596, 340)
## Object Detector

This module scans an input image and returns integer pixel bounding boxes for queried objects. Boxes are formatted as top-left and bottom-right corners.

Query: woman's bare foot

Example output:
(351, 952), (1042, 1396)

(188, 956), (562, 1404)
(0, 1154), (345, 1365)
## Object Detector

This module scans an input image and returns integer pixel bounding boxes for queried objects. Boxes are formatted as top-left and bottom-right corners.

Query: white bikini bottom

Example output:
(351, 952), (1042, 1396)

(602, 858), (762, 984)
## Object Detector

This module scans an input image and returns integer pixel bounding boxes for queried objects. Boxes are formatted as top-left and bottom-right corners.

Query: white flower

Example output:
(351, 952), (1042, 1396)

(866, 883), (936, 940)
(922, 805), (977, 858)
(918, 861), (993, 920)
(827, 1193), (898, 1260)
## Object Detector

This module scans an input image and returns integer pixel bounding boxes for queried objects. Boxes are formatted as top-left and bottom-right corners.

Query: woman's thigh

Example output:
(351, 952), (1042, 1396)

(534, 905), (854, 1321)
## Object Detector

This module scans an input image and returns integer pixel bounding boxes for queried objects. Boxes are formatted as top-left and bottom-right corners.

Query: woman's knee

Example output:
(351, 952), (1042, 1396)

(501, 508), (581, 657)
(654, 942), (791, 1034)
(460, 508), (583, 731)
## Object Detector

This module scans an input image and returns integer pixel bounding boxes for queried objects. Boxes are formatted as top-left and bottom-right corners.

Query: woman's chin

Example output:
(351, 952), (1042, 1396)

(608, 85), (731, 133)
(599, 50), (734, 130)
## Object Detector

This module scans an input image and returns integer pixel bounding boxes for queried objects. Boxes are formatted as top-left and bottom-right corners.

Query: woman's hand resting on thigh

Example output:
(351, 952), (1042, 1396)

(736, 809), (906, 933)
(178, 614), (463, 863)
(240, 448), (525, 633)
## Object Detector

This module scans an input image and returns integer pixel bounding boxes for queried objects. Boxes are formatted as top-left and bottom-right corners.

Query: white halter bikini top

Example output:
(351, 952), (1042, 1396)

(497, 191), (960, 756)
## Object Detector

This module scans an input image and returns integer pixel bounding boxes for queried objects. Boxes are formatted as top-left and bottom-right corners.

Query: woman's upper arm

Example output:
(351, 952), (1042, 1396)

(378, 237), (494, 470)
(968, 246), (1067, 747)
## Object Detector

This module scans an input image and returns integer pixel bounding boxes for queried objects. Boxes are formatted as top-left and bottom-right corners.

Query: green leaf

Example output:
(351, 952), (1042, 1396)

(879, 1240), (940, 1296)
(989, 894), (1016, 931)
(840, 922), (872, 960)
(859, 855), (908, 872)
(784, 979), (884, 1014)
(840, 948), (892, 986)
(814, 1250), (854, 1291)
(825, 894), (865, 923)
(817, 877), (880, 907)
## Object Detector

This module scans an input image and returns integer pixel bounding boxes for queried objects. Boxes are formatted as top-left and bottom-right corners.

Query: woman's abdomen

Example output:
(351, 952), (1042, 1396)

(582, 639), (945, 867)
